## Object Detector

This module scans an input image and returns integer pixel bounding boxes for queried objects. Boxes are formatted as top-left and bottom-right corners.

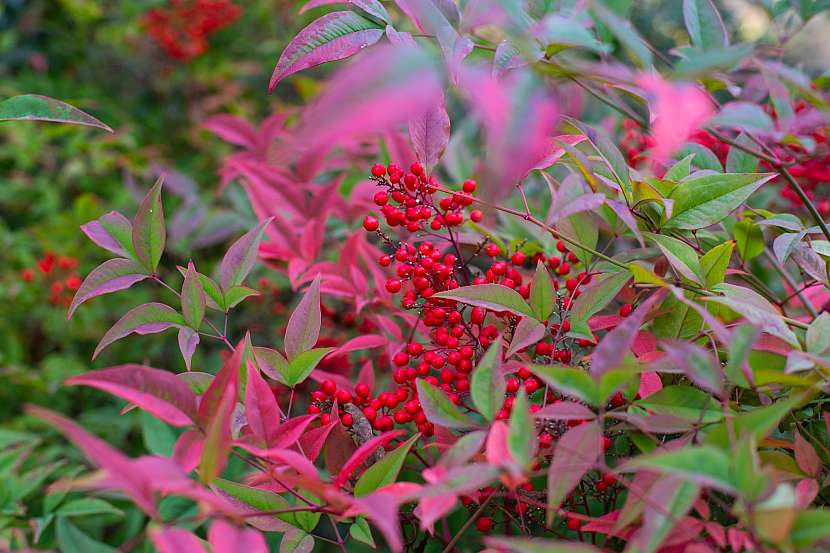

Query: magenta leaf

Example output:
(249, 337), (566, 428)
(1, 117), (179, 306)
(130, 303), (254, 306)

(173, 429), (204, 472)
(0, 94), (112, 131)
(269, 11), (385, 91)
(219, 218), (272, 292)
(178, 327), (200, 371)
(393, 0), (455, 34)
(300, 0), (390, 23)
(409, 97), (450, 173)
(660, 341), (724, 396)
(533, 401), (596, 421)
(293, 45), (441, 154)
(795, 431), (821, 477)
(299, 419), (338, 461)
(67, 258), (148, 319)
(348, 492), (404, 552)
(486, 537), (601, 553)
(634, 476), (699, 552)
(590, 290), (666, 378)
(80, 211), (134, 258)
(198, 337), (245, 425)
(26, 405), (159, 516)
(199, 373), (236, 484)
(244, 360), (283, 447)
(505, 316), (546, 358)
(266, 414), (317, 449)
(285, 274), (322, 359)
(208, 519), (268, 553)
(93, 302), (184, 359)
(131, 176), (166, 273)
(150, 527), (207, 553)
(334, 334), (387, 355)
(201, 115), (257, 149)
(333, 430), (405, 488)
(546, 420), (602, 524)
(66, 364), (199, 426)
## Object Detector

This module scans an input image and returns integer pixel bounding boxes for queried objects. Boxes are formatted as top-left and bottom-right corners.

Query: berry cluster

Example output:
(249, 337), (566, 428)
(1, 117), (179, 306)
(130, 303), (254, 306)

(20, 253), (81, 306)
(142, 0), (241, 61)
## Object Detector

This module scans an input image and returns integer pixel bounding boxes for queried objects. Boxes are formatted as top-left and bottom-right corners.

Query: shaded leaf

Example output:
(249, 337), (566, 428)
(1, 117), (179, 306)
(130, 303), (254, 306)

(132, 176), (166, 273)
(416, 379), (478, 429)
(285, 274), (322, 359)
(470, 342), (505, 421)
(0, 94), (112, 131)
(433, 284), (535, 318)
(68, 258), (148, 319)
(546, 421), (602, 524)
(94, 303), (184, 359)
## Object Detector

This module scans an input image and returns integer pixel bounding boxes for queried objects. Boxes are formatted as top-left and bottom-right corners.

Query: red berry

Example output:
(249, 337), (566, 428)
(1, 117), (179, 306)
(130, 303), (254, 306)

(321, 380), (337, 396)
(410, 162), (424, 175)
(485, 243), (500, 257)
(371, 163), (386, 177)
(619, 303), (634, 317)
(20, 268), (35, 282)
(336, 390), (352, 404)
(511, 251), (526, 265)
(476, 516), (493, 533)
(356, 383), (370, 397)
(374, 191), (389, 205)
(363, 216), (379, 232)
(385, 279), (402, 293)
(341, 413), (354, 427)
(566, 517), (581, 531)
(470, 209), (483, 222)
(463, 179), (477, 193)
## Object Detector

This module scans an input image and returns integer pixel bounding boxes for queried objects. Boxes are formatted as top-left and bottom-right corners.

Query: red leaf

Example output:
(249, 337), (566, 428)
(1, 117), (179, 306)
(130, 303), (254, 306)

(333, 430), (405, 488)
(208, 519), (268, 553)
(150, 527), (206, 553)
(795, 431), (821, 477)
(66, 364), (199, 426)
(68, 258), (148, 318)
(284, 274), (322, 359)
(244, 360), (283, 447)
(546, 421), (602, 524)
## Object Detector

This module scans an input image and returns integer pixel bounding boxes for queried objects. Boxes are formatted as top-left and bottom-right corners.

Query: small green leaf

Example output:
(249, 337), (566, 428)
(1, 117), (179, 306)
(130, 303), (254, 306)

(354, 433), (420, 496)
(508, 389), (535, 469)
(181, 261), (206, 329)
(724, 324), (757, 387)
(416, 379), (478, 429)
(806, 312), (830, 355)
(725, 133), (759, 173)
(56, 517), (117, 553)
(733, 219), (764, 262)
(646, 233), (705, 285)
(131, 176), (166, 273)
(664, 154), (695, 181)
(636, 385), (723, 422)
(530, 364), (599, 407)
(700, 240), (734, 287)
(284, 347), (333, 388)
(530, 261), (554, 320)
(683, 0), (728, 50)
(349, 517), (376, 547)
(224, 286), (259, 310)
(57, 498), (123, 518)
(625, 446), (734, 491)
(0, 94), (112, 131)
(567, 270), (631, 338)
(433, 284), (535, 318)
(470, 342), (505, 421)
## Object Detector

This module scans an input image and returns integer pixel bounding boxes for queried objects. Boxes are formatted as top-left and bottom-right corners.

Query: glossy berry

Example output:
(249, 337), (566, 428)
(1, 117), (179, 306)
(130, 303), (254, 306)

(321, 380), (337, 396)
(476, 517), (493, 533)
(371, 163), (386, 177)
(363, 216), (379, 232)
(619, 303), (634, 317)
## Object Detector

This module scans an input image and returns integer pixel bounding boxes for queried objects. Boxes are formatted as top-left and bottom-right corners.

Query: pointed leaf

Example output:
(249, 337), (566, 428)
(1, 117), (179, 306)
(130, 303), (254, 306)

(506, 317), (546, 358)
(433, 284), (535, 318)
(219, 218), (272, 291)
(700, 240), (734, 287)
(354, 433), (421, 496)
(245, 361), (283, 447)
(664, 173), (774, 230)
(470, 342), (505, 421)
(132, 176), (166, 273)
(182, 261), (206, 329)
(94, 303), (184, 359)
(285, 274), (322, 359)
(683, 0), (728, 50)
(529, 260), (554, 320)
(333, 430), (405, 488)
(546, 421), (602, 524)
(0, 94), (112, 131)
(416, 379), (478, 429)
(646, 232), (704, 285)
(80, 211), (134, 258)
(530, 364), (598, 407)
(508, 389), (535, 469)
(409, 98), (450, 172)
(285, 347), (333, 388)
(68, 258), (148, 318)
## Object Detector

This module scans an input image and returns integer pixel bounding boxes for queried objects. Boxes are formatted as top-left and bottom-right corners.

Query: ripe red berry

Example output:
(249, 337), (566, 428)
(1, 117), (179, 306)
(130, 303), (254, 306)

(373, 191), (389, 205)
(476, 516), (493, 533)
(393, 352), (410, 366)
(385, 279), (402, 293)
(336, 390), (352, 404)
(566, 517), (581, 531)
(371, 163), (386, 177)
(485, 243), (500, 257)
(511, 251), (526, 265)
(462, 179), (477, 193)
(410, 162), (424, 175)
(20, 268), (35, 282)
(321, 380), (337, 396)
(619, 303), (634, 317)
(356, 383), (370, 397)
(470, 209), (483, 222)
(341, 413), (354, 427)
(363, 216), (379, 232)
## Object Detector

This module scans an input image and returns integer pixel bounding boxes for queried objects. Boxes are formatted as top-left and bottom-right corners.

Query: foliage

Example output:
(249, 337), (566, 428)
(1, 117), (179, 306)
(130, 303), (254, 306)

(7, 0), (830, 552)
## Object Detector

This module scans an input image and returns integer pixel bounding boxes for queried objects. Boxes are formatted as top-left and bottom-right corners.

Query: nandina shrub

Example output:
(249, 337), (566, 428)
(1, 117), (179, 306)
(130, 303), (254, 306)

(10, 1), (830, 552)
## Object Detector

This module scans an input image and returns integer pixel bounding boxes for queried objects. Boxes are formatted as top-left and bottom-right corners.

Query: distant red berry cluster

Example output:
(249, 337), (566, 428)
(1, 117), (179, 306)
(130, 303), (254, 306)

(142, 0), (241, 61)
(21, 253), (82, 306)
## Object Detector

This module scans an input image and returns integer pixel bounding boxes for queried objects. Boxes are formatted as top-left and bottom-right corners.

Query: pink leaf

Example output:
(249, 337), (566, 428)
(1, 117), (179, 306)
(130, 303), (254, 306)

(298, 419), (338, 461)
(546, 421), (602, 519)
(267, 414), (317, 449)
(795, 478), (820, 510)
(335, 334), (388, 355)
(393, 0), (454, 34)
(202, 115), (257, 149)
(795, 431), (821, 477)
(348, 491), (403, 552)
(409, 97), (451, 172)
(533, 401), (596, 421)
(237, 444), (319, 478)
(68, 258), (148, 318)
(505, 317), (546, 358)
(527, 134), (587, 175)
(638, 74), (714, 163)
(219, 218), (272, 292)
(294, 45), (441, 154)
(590, 290), (666, 378)
(173, 429), (204, 472)
(66, 364), (199, 426)
(485, 420), (515, 469)
(93, 302), (184, 359)
(333, 430), (405, 488)
(178, 327), (200, 371)
(637, 371), (663, 398)
(269, 11), (385, 91)
(285, 274), (322, 359)
(80, 211), (132, 258)
(244, 360), (283, 447)
(198, 337), (245, 425)
(26, 405), (158, 516)
(299, 0), (390, 23)
(208, 519), (268, 553)
(150, 527), (207, 553)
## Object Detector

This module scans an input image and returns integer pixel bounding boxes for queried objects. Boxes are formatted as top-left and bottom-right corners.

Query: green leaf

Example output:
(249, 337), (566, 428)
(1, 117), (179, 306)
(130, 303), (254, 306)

(636, 385), (723, 422)
(56, 517), (117, 553)
(704, 393), (804, 448)
(724, 324), (757, 387)
(537, 15), (609, 54)
(567, 270), (631, 339)
(530, 364), (599, 406)
(640, 477), (700, 553)
(571, 119), (632, 201)
(470, 342), (505, 421)
(131, 176), (166, 273)
(712, 102), (775, 133)
(181, 262), (206, 329)
(707, 283), (800, 347)
(700, 240), (734, 287)
(508, 390), (535, 469)
(675, 142), (723, 172)
(806, 312), (830, 355)
(725, 133), (759, 173)
(284, 347), (333, 388)
(733, 219), (764, 262)
(433, 284), (535, 318)
(664, 154), (695, 181)
(224, 286), (259, 310)
(93, 302), (184, 359)
(791, 510), (830, 549)
(0, 94), (112, 131)
(354, 433), (420, 496)
(57, 498), (123, 518)
(141, 410), (177, 456)
(197, 272), (226, 312)
(683, 0), (728, 50)
(485, 537), (601, 553)
(349, 517), (376, 547)
(530, 261), (555, 320)
(281, 529), (315, 553)
(590, 0), (653, 68)
(416, 379), (478, 429)
(213, 478), (309, 530)
(646, 233), (705, 285)
(625, 446), (735, 491)
(559, 211), (598, 267)
(665, 173), (773, 230)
